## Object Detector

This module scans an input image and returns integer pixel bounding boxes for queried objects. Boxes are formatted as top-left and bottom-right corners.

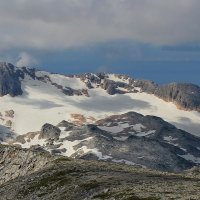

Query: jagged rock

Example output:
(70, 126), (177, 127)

(5, 120), (12, 127)
(84, 80), (93, 89)
(57, 120), (75, 131)
(0, 62), (23, 97)
(132, 79), (200, 111)
(79, 73), (102, 87)
(102, 79), (117, 95)
(62, 87), (74, 96)
(82, 89), (89, 97)
(40, 123), (61, 140)
(0, 144), (53, 185)
(154, 83), (200, 111)
(131, 79), (157, 93)
(20, 67), (36, 79)
(5, 110), (14, 118)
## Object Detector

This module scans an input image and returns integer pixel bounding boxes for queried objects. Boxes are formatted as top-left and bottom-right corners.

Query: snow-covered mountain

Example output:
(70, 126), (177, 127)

(0, 62), (199, 137)
(0, 61), (200, 171)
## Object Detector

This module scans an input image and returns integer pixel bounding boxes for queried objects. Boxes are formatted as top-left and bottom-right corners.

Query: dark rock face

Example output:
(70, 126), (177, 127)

(154, 83), (200, 111)
(79, 73), (102, 87)
(57, 120), (75, 131)
(102, 79), (118, 95)
(20, 67), (36, 79)
(102, 79), (127, 95)
(131, 79), (200, 111)
(40, 123), (61, 140)
(131, 79), (157, 93)
(0, 62), (23, 97)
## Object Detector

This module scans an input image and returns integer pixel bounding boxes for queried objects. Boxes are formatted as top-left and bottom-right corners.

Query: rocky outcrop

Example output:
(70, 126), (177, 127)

(0, 145), (53, 185)
(0, 149), (200, 200)
(130, 79), (200, 111)
(0, 62), (199, 112)
(154, 83), (200, 111)
(40, 123), (61, 140)
(5, 110), (14, 118)
(0, 62), (23, 97)
(97, 111), (200, 159)
(56, 120), (75, 131)
(10, 111), (200, 172)
(79, 73), (102, 88)
(101, 79), (127, 95)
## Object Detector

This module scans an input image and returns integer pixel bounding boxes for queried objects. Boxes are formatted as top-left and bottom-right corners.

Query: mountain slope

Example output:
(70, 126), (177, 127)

(0, 145), (200, 200)
(0, 62), (199, 137)
(8, 111), (200, 172)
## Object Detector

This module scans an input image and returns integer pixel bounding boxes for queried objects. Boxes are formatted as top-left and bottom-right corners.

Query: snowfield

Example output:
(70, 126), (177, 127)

(0, 71), (199, 138)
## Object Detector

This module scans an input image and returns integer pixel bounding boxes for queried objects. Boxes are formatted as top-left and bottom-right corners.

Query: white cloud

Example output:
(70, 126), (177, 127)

(16, 52), (38, 67)
(0, 0), (200, 51)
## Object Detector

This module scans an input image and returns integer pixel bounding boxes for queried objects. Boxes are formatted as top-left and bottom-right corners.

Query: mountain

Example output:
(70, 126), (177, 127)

(7, 111), (200, 172)
(0, 62), (200, 199)
(0, 62), (199, 137)
(0, 61), (200, 172)
(0, 144), (200, 200)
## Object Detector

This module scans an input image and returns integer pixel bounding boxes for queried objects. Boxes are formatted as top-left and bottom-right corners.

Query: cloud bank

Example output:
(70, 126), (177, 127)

(0, 0), (200, 51)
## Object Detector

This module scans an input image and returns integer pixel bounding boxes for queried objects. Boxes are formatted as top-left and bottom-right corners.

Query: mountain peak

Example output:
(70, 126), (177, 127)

(0, 62), (23, 97)
(0, 62), (15, 70)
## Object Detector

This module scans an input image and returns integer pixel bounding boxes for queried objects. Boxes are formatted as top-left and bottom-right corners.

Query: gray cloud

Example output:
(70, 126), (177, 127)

(0, 0), (200, 51)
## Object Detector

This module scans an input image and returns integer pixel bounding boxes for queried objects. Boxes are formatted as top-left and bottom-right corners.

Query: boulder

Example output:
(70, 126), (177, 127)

(40, 123), (61, 140)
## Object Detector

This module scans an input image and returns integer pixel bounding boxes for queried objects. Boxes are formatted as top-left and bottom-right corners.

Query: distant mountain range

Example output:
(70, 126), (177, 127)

(0, 61), (200, 173)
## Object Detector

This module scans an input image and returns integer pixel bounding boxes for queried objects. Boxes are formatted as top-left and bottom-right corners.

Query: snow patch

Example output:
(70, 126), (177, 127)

(108, 74), (129, 84)
(112, 159), (136, 166)
(179, 153), (200, 164)
(114, 136), (129, 141)
(135, 130), (156, 137)
(98, 123), (131, 133)
(163, 136), (178, 142)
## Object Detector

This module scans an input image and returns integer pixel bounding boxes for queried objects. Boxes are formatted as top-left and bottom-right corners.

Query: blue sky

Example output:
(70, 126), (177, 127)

(36, 41), (200, 85)
(0, 0), (200, 85)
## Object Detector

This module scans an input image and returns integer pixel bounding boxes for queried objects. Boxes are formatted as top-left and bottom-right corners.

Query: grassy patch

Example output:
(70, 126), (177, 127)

(80, 180), (100, 190)
(19, 170), (71, 196)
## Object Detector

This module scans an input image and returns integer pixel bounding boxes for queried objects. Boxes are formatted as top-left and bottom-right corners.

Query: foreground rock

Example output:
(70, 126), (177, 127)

(0, 144), (200, 200)
(0, 145), (54, 185)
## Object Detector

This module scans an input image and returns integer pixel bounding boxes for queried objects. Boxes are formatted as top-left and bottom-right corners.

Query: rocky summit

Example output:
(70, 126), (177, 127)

(0, 62), (23, 97)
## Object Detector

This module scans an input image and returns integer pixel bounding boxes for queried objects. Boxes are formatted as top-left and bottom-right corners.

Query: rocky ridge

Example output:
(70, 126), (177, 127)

(0, 144), (54, 185)
(9, 111), (200, 172)
(0, 62), (23, 96)
(0, 62), (199, 112)
(0, 144), (200, 200)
